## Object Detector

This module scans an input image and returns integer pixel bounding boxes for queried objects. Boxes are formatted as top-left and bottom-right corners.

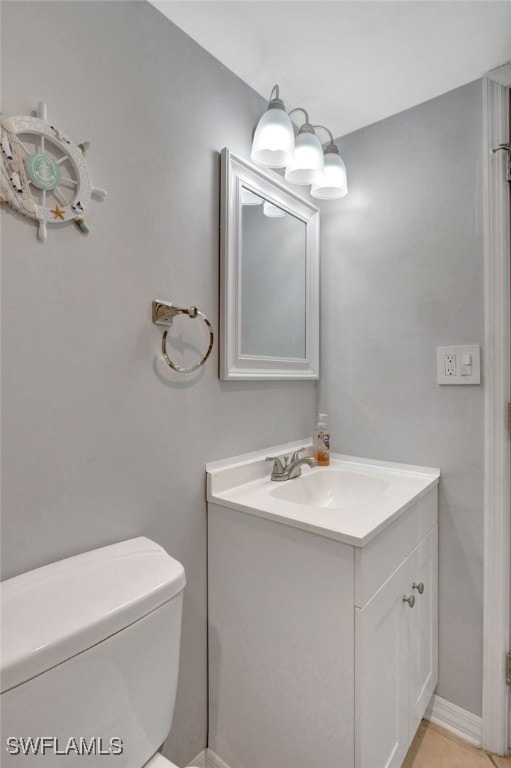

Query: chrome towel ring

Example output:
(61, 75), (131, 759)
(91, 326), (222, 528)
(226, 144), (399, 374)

(152, 300), (214, 373)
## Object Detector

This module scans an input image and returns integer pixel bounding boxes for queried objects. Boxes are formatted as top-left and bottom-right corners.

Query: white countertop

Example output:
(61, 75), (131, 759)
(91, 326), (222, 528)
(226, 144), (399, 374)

(207, 441), (440, 547)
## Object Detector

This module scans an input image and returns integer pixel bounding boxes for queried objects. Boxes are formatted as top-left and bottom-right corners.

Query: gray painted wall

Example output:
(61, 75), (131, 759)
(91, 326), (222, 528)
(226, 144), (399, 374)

(0, 2), (315, 764)
(319, 80), (484, 716)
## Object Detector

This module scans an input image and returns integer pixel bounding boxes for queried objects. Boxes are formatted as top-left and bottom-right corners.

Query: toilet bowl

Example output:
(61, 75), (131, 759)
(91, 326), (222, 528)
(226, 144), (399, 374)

(0, 538), (197, 768)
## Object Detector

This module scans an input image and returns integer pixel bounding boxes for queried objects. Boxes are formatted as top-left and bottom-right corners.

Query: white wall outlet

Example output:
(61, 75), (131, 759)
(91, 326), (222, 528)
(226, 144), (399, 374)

(444, 354), (456, 377)
(437, 345), (481, 385)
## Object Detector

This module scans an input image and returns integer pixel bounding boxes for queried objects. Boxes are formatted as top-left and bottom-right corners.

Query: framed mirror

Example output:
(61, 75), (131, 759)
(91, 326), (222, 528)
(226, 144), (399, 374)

(220, 148), (320, 380)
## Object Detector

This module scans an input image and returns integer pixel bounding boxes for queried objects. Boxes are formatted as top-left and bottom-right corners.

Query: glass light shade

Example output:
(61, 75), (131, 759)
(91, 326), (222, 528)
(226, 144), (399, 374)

(310, 152), (348, 199)
(251, 107), (295, 168)
(263, 201), (286, 218)
(241, 188), (263, 206)
(285, 130), (324, 185)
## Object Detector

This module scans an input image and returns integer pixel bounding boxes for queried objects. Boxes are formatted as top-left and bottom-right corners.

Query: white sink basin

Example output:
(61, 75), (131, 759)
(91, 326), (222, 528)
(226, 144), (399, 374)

(206, 442), (440, 546)
(271, 467), (390, 509)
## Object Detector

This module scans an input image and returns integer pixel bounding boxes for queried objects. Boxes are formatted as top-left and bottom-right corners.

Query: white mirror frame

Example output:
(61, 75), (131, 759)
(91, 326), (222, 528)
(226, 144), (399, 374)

(220, 148), (320, 380)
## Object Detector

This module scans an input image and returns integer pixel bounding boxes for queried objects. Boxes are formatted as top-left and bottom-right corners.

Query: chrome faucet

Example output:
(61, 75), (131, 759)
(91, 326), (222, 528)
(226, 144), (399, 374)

(266, 448), (318, 481)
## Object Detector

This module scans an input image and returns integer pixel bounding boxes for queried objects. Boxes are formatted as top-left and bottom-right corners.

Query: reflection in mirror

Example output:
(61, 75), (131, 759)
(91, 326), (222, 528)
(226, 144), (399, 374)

(240, 188), (306, 358)
(263, 202), (284, 218)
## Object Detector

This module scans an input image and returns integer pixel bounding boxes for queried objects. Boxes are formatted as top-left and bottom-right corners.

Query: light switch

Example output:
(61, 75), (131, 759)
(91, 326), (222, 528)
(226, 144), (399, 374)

(437, 345), (481, 385)
(460, 354), (472, 376)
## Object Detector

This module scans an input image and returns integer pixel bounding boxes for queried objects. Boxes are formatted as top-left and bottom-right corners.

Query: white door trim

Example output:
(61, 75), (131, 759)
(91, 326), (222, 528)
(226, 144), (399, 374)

(482, 63), (511, 755)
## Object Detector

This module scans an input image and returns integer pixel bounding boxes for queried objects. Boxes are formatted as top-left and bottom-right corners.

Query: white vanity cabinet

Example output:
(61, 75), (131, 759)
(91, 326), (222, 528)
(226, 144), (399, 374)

(207, 450), (439, 768)
(355, 526), (438, 768)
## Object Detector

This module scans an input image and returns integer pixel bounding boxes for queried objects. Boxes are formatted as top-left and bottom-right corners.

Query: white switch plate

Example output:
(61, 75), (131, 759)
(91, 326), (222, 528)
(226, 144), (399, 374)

(437, 345), (481, 385)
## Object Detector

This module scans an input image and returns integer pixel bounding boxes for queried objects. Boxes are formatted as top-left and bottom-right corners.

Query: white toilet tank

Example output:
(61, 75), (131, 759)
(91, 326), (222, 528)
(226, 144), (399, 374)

(0, 537), (186, 768)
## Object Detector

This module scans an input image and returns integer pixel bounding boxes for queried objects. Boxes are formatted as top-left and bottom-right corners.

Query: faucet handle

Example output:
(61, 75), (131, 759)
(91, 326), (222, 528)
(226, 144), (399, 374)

(266, 456), (286, 475)
(290, 447), (306, 463)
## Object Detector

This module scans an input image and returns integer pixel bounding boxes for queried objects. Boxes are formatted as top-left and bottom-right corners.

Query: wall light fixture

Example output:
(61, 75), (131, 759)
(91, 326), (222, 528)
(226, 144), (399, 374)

(250, 85), (295, 169)
(310, 126), (348, 200)
(284, 108), (324, 186)
(251, 84), (348, 201)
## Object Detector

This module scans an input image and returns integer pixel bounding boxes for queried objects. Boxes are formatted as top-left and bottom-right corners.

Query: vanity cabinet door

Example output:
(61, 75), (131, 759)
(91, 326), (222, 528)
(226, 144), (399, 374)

(407, 525), (438, 741)
(355, 557), (410, 768)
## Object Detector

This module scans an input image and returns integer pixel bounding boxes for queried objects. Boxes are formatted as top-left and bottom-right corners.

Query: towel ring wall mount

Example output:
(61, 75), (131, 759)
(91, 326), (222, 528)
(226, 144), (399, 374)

(152, 300), (214, 374)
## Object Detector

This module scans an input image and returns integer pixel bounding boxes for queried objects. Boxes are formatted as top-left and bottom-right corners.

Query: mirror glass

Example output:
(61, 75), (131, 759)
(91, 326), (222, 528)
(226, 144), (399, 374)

(240, 187), (306, 359)
(220, 148), (319, 380)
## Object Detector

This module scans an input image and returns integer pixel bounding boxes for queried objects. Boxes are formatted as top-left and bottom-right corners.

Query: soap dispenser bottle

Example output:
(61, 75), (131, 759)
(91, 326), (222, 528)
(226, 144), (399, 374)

(314, 413), (330, 466)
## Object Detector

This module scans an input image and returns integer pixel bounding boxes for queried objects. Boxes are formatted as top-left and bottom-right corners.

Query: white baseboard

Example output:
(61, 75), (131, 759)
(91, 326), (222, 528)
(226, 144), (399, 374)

(424, 693), (482, 747)
(187, 750), (207, 768)
(205, 751), (232, 768)
(190, 700), (481, 767)
(188, 750), (231, 768)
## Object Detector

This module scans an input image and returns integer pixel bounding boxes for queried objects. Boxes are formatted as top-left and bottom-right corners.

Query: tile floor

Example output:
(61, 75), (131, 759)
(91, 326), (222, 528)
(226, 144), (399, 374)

(403, 721), (511, 768)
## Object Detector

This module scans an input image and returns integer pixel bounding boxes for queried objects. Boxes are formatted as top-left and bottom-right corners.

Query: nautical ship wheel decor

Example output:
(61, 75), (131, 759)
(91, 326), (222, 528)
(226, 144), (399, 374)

(0, 102), (106, 241)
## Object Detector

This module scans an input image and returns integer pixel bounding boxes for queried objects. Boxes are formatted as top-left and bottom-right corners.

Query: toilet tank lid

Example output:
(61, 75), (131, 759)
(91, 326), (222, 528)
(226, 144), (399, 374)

(0, 537), (186, 694)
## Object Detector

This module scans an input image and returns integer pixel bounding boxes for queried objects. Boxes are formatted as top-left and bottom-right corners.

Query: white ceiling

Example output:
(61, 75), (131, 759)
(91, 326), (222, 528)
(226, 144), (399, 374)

(151, 0), (511, 139)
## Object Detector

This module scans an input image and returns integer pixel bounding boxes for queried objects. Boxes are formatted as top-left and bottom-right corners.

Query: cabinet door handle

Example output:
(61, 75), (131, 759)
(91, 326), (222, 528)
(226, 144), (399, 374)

(413, 582), (425, 595)
(403, 594), (415, 608)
